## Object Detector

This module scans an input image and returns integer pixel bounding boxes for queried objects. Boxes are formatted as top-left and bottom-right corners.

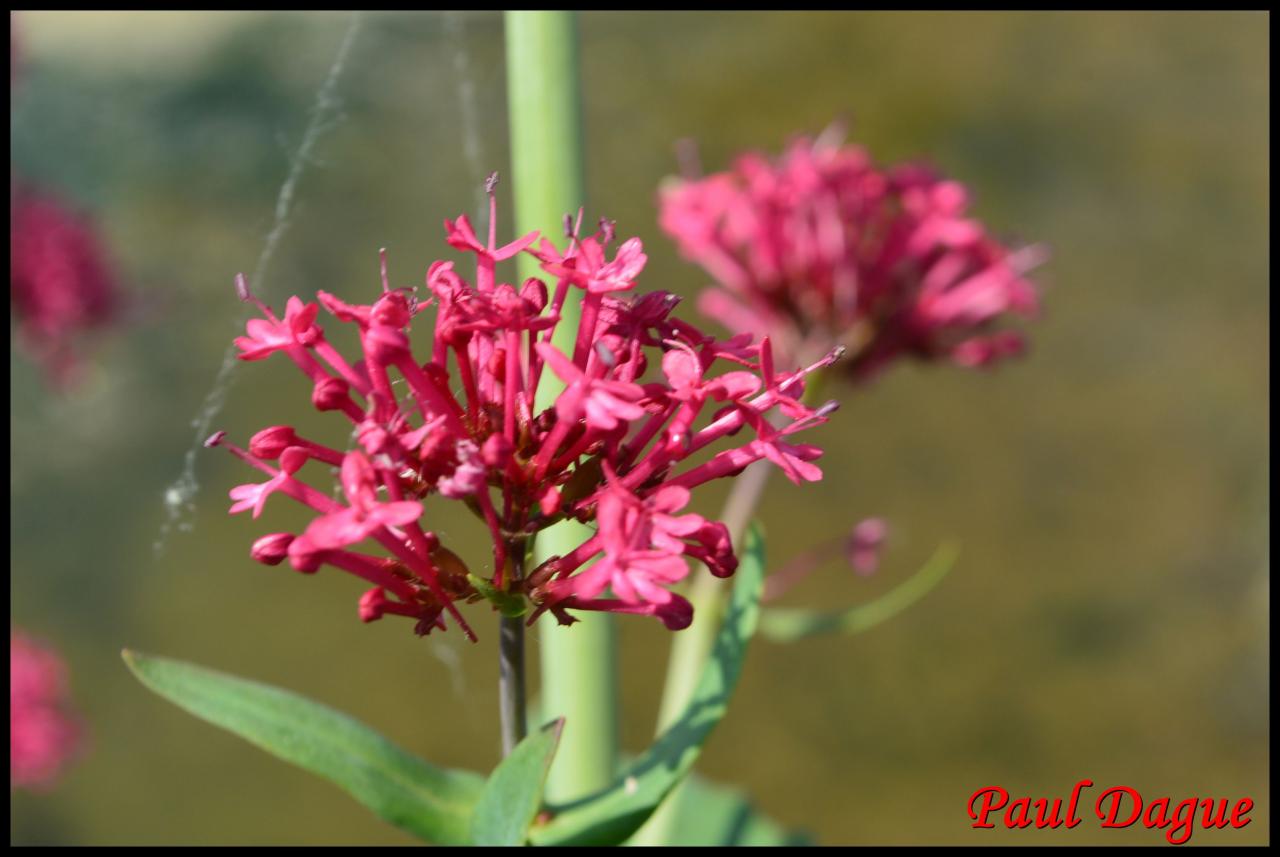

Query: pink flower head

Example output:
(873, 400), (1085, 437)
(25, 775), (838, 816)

(11, 630), (82, 791)
(658, 125), (1043, 383)
(215, 180), (833, 639)
(10, 184), (122, 386)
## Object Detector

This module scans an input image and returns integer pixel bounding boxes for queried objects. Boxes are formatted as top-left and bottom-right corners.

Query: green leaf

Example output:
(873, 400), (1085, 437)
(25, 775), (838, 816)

(656, 771), (814, 846)
(122, 650), (484, 845)
(471, 718), (565, 845)
(759, 542), (959, 643)
(528, 524), (767, 847)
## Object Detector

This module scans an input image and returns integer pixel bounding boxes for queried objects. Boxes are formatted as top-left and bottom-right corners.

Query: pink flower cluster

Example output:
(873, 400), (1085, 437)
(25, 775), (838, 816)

(10, 630), (82, 791)
(215, 182), (836, 639)
(10, 19), (121, 387)
(659, 131), (1042, 382)
(10, 184), (120, 386)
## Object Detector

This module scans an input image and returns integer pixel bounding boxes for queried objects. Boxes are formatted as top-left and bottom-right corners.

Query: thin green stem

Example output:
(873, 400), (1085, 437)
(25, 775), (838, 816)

(498, 616), (526, 756)
(505, 10), (620, 802)
(499, 539), (529, 757)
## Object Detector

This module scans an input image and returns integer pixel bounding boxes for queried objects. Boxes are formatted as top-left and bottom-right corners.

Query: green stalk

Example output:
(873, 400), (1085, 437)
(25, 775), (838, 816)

(505, 10), (620, 802)
(634, 371), (831, 844)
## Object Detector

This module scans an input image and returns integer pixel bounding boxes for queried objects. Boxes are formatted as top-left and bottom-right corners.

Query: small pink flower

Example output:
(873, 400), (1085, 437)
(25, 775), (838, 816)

(537, 342), (647, 432)
(300, 452), (424, 550)
(228, 447), (309, 519)
(11, 630), (82, 791)
(233, 295), (320, 360)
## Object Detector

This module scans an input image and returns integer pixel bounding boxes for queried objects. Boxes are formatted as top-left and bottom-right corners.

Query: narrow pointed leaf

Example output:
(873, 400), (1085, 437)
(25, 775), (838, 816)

(471, 718), (565, 845)
(528, 524), (766, 846)
(758, 542), (958, 642)
(122, 650), (484, 844)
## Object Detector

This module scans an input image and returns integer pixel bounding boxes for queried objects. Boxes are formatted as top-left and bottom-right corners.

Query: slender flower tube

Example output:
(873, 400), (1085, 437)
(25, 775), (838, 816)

(215, 181), (834, 641)
(10, 630), (82, 791)
(659, 126), (1044, 381)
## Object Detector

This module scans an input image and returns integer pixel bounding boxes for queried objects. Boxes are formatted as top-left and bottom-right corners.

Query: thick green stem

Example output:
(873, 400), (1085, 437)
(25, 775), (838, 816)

(505, 10), (620, 801)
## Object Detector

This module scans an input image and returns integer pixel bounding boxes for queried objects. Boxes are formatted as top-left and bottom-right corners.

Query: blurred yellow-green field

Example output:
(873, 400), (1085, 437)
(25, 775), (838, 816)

(10, 11), (1268, 845)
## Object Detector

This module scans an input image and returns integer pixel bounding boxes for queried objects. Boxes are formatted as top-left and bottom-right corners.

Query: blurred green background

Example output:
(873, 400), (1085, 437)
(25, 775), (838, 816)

(9, 11), (1268, 845)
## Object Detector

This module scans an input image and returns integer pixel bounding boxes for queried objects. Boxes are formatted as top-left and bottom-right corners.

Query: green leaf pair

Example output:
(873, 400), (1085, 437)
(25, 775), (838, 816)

(123, 526), (768, 846)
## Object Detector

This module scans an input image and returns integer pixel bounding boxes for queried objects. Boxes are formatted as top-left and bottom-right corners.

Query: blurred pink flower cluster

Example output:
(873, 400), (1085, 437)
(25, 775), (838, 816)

(10, 184), (121, 386)
(10, 20), (121, 387)
(216, 183), (836, 639)
(659, 130), (1042, 382)
(10, 630), (82, 791)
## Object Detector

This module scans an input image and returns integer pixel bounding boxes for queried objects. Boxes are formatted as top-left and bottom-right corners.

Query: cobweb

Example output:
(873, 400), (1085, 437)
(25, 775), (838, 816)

(445, 11), (489, 226)
(152, 11), (496, 702)
(154, 13), (363, 556)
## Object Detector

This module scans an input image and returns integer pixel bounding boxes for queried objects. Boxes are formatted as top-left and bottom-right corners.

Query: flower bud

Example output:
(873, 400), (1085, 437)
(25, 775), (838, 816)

(250, 533), (295, 566)
(312, 377), (349, 411)
(287, 537), (324, 574)
(358, 587), (387, 622)
(655, 597), (693, 631)
(279, 446), (310, 475)
(249, 426), (298, 460)
(520, 277), (548, 313)
(481, 434), (513, 468)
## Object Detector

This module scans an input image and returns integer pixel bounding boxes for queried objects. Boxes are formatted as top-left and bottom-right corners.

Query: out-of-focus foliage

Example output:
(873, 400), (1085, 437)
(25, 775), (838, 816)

(10, 11), (1268, 845)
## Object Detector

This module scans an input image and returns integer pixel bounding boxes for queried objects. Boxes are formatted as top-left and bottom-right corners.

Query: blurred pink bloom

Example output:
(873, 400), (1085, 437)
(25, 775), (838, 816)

(214, 180), (836, 640)
(847, 517), (889, 576)
(762, 515), (891, 602)
(10, 630), (82, 791)
(659, 127), (1043, 383)
(10, 184), (121, 386)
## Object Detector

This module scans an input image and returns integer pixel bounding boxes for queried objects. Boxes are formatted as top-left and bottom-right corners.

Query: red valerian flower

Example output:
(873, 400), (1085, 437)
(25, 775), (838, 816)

(10, 630), (82, 791)
(10, 184), (121, 386)
(214, 179), (836, 640)
(658, 127), (1044, 383)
